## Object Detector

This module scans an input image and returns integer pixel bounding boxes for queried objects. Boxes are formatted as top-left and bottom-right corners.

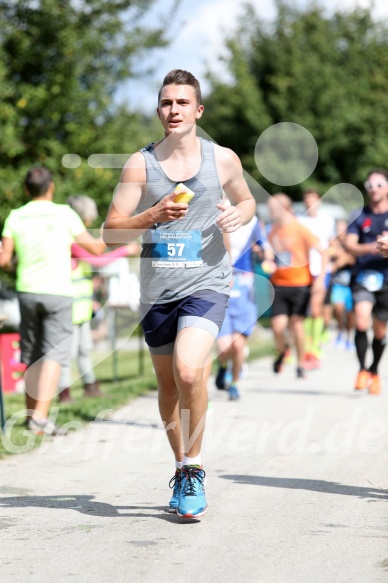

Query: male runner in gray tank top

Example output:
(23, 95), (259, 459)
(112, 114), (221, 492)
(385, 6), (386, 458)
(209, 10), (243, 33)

(103, 69), (256, 519)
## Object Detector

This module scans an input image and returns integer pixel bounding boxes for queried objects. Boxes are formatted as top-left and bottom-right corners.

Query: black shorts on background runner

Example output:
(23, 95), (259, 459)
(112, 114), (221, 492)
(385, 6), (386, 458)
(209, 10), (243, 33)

(271, 285), (311, 317)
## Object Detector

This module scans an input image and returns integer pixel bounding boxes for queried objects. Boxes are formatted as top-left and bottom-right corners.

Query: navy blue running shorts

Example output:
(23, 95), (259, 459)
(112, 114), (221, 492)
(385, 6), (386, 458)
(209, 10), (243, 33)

(140, 289), (229, 355)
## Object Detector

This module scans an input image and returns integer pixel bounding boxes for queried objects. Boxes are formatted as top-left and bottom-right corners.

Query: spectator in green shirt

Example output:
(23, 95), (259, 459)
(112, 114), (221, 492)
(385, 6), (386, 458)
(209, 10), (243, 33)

(0, 166), (106, 436)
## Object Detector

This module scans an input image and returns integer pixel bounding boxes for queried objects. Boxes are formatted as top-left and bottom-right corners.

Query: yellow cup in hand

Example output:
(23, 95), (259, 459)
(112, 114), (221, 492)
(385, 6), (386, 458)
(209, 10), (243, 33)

(173, 183), (195, 204)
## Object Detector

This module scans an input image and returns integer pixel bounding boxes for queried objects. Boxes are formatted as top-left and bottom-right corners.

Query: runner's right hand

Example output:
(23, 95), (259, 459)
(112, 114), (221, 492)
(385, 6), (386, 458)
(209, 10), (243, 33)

(152, 192), (189, 223)
(376, 234), (388, 257)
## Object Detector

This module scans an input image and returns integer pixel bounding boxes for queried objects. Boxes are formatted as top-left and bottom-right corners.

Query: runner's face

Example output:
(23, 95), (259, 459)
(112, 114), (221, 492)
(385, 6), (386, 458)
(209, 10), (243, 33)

(157, 84), (204, 135)
(268, 198), (282, 222)
(303, 192), (320, 214)
(365, 173), (388, 203)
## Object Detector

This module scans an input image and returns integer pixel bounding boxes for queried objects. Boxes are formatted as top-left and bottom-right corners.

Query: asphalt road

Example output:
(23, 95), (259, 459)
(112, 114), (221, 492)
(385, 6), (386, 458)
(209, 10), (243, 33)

(1, 341), (387, 583)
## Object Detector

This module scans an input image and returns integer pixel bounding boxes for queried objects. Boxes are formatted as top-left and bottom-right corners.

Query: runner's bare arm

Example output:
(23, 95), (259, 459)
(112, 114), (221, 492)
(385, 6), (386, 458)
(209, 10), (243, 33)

(0, 237), (15, 269)
(214, 146), (256, 232)
(330, 240), (355, 269)
(309, 241), (330, 293)
(103, 152), (188, 246)
(345, 233), (379, 257)
(74, 230), (107, 255)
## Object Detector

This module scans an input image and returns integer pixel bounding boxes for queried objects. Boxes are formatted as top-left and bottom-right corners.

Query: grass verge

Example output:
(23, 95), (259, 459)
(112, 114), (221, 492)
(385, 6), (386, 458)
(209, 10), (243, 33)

(0, 332), (273, 459)
(0, 348), (157, 459)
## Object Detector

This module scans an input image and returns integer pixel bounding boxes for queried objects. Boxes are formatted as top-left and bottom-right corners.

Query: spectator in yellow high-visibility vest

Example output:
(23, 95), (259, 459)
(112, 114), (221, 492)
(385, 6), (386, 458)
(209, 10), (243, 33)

(58, 195), (139, 402)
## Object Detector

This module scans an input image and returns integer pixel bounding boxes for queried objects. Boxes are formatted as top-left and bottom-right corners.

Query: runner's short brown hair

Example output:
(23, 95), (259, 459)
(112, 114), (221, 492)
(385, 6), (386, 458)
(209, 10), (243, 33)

(158, 69), (202, 106)
(367, 168), (388, 181)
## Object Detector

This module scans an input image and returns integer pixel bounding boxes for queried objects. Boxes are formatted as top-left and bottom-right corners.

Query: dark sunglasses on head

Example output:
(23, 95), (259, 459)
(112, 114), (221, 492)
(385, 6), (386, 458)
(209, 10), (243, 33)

(364, 181), (388, 190)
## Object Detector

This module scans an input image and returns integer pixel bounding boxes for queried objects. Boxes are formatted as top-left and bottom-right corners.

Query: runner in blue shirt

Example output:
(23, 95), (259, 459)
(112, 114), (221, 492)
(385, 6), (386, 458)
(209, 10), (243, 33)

(215, 215), (274, 399)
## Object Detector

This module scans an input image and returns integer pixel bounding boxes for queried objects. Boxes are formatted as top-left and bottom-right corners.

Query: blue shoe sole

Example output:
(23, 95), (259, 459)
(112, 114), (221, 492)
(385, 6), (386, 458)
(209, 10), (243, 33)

(177, 504), (208, 519)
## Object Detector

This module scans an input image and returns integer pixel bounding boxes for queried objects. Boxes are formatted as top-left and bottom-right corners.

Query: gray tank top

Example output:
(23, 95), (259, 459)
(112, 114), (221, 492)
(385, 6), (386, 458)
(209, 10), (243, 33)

(138, 137), (232, 304)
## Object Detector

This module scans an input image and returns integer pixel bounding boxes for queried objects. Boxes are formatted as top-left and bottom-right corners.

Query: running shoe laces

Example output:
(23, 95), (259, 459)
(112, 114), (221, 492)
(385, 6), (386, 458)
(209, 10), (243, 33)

(181, 466), (206, 496)
(177, 466), (208, 518)
(168, 469), (182, 512)
(169, 470), (181, 490)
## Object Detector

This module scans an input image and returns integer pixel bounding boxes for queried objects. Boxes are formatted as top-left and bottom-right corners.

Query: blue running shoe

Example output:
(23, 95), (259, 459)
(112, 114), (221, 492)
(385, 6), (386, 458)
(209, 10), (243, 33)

(224, 369), (233, 385)
(168, 469), (182, 513)
(215, 366), (227, 390)
(335, 332), (345, 350)
(228, 384), (240, 400)
(177, 466), (207, 519)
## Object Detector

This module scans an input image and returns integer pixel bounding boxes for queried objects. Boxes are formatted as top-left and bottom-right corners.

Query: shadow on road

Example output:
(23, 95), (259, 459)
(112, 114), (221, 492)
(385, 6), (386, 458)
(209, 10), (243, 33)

(0, 495), (199, 524)
(220, 475), (388, 500)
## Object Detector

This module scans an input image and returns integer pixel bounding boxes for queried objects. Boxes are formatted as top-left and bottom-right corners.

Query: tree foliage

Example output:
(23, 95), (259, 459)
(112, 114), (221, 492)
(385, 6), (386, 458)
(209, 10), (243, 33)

(203, 3), (388, 199)
(0, 0), (171, 224)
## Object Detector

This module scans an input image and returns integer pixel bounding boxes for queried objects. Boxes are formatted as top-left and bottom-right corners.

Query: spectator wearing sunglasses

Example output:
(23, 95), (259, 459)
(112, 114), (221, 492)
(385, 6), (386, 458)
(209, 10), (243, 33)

(345, 169), (388, 395)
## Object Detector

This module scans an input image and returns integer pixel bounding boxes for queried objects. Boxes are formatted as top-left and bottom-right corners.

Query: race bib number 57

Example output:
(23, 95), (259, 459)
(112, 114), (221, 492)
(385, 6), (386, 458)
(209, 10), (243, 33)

(151, 230), (203, 268)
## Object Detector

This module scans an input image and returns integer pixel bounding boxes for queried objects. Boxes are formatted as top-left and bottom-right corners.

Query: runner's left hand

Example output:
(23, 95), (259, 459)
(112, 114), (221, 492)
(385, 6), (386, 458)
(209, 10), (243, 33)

(216, 204), (243, 232)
